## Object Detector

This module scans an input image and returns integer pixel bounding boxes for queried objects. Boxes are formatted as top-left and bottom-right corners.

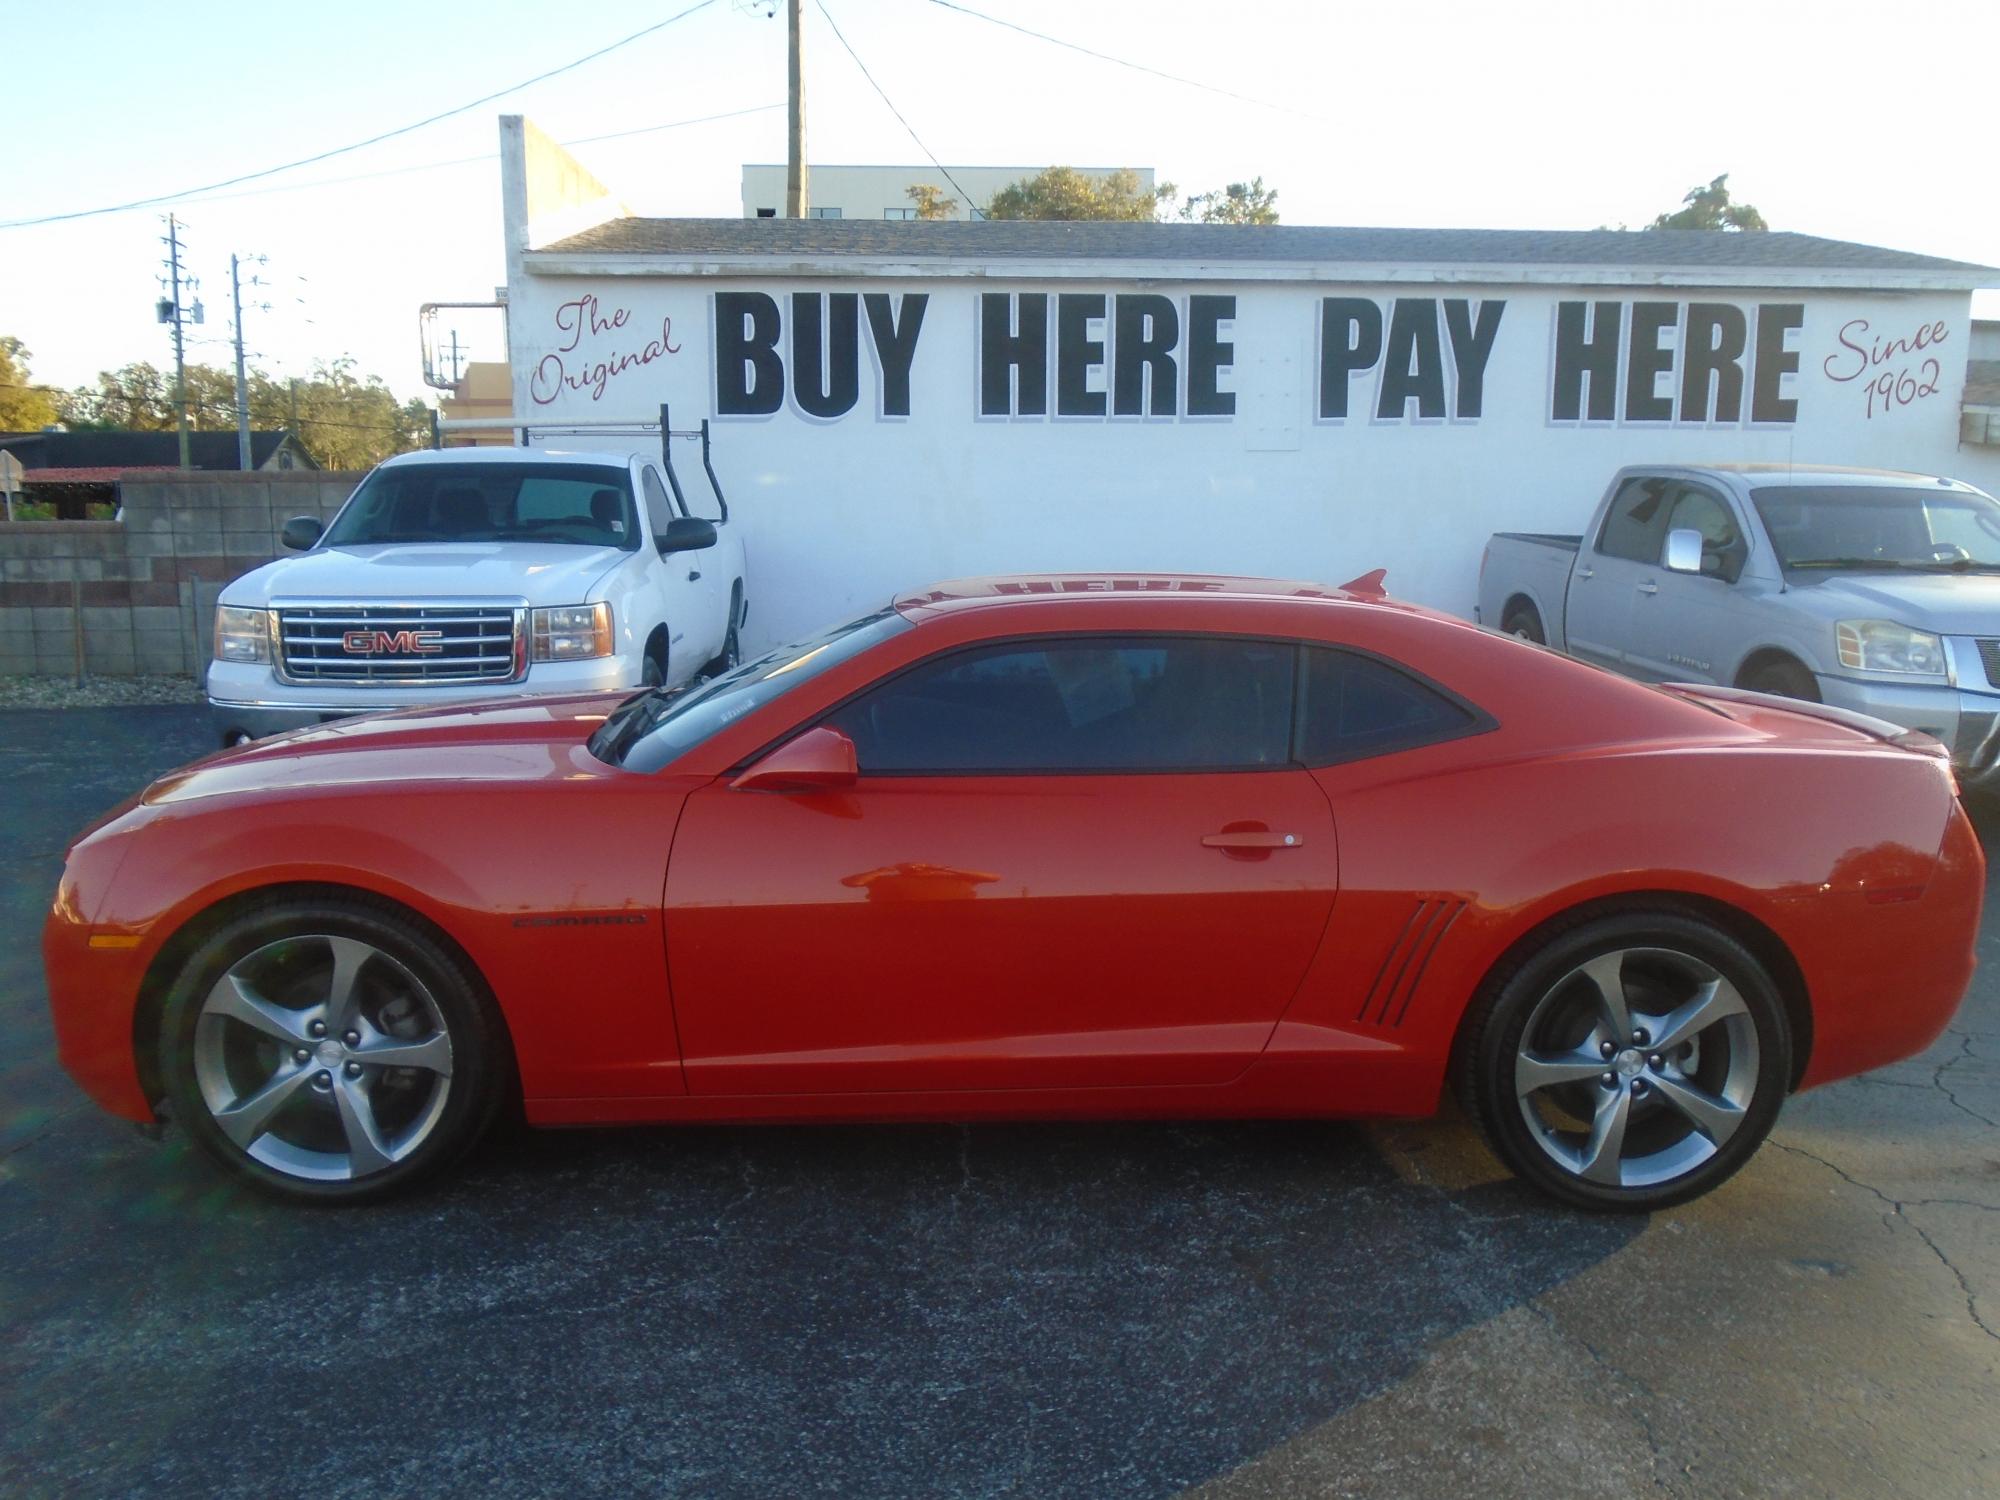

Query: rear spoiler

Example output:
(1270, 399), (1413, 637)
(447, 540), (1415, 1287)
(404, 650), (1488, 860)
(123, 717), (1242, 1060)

(1657, 683), (1951, 761)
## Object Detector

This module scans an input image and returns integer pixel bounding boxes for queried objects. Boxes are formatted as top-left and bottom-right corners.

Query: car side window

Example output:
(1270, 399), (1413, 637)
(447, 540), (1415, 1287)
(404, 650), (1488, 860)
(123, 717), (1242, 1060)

(1596, 476), (1675, 563)
(825, 636), (1297, 774)
(641, 467), (683, 531)
(1296, 647), (1478, 765)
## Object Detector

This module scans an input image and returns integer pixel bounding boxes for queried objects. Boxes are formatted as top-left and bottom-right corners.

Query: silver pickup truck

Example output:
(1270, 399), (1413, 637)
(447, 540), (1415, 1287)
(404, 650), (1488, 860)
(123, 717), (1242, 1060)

(1478, 463), (2000, 787)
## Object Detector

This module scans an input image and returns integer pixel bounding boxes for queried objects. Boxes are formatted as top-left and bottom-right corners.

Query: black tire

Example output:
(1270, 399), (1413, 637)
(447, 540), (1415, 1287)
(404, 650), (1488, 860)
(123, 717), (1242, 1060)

(1740, 657), (1819, 703)
(1456, 909), (1791, 1212)
(160, 895), (507, 1204)
(700, 597), (742, 679)
(1500, 603), (1546, 645)
(641, 648), (665, 689)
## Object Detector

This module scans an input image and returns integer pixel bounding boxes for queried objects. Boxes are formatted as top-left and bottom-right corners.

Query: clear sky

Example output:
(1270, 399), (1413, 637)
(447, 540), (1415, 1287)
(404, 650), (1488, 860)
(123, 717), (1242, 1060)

(3, 0), (1996, 408)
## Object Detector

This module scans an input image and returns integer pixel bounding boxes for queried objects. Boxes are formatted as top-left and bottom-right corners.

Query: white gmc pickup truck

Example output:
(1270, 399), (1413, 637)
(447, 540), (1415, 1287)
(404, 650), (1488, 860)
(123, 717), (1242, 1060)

(207, 443), (746, 744)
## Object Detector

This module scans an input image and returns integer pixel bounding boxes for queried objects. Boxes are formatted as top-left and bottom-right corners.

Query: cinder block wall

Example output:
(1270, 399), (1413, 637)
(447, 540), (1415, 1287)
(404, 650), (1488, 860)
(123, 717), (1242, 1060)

(0, 472), (361, 677)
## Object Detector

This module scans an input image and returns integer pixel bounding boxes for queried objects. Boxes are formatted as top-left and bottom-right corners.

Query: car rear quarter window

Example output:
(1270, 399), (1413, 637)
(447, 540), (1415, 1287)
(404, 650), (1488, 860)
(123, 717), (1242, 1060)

(1296, 647), (1480, 765)
(1596, 475), (1675, 563)
(826, 635), (1296, 774)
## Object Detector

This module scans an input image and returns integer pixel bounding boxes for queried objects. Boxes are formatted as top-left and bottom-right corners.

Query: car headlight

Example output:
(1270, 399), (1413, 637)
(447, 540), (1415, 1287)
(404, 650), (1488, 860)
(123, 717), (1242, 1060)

(213, 604), (271, 663)
(1835, 620), (1947, 676)
(531, 603), (614, 662)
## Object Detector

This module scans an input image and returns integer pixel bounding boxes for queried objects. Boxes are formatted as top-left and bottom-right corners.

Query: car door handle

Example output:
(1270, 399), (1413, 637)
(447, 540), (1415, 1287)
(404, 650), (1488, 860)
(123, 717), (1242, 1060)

(1576, 566), (1594, 581)
(1637, 580), (1658, 595)
(1201, 830), (1303, 849)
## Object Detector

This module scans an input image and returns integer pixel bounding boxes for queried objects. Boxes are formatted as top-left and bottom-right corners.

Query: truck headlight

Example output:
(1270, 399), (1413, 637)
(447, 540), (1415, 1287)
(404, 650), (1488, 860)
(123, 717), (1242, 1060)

(1835, 620), (1947, 677)
(531, 603), (614, 661)
(213, 605), (271, 664)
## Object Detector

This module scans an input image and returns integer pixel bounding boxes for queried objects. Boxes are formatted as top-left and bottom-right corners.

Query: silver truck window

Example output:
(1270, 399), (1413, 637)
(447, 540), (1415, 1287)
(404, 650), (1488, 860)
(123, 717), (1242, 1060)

(1752, 485), (2000, 570)
(1596, 476), (1675, 563)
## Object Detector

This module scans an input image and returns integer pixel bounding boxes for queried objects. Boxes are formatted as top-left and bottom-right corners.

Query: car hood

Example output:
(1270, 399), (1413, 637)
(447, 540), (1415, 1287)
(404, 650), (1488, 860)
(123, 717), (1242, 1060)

(139, 691), (642, 808)
(219, 542), (632, 607)
(1791, 571), (2000, 635)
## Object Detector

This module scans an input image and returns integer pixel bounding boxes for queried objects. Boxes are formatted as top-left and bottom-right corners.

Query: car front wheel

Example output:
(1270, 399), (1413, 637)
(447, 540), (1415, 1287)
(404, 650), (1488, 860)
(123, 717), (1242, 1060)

(1459, 911), (1791, 1211)
(161, 896), (506, 1202)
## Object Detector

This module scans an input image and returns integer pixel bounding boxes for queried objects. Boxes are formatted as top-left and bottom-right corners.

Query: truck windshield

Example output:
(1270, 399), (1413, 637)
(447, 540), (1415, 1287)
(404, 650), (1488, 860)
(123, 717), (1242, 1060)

(1753, 485), (2000, 571)
(323, 463), (639, 549)
(591, 606), (913, 772)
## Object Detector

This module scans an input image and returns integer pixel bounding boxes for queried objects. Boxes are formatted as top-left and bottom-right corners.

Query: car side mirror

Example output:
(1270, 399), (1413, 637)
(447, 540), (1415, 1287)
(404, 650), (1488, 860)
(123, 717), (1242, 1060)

(1663, 527), (1704, 575)
(657, 516), (717, 555)
(730, 725), (859, 793)
(281, 515), (324, 551)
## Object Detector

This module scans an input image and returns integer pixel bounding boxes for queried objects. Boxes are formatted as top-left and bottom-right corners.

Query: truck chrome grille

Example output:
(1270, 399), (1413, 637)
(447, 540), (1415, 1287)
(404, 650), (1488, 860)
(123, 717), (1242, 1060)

(276, 604), (524, 684)
(1977, 639), (2000, 690)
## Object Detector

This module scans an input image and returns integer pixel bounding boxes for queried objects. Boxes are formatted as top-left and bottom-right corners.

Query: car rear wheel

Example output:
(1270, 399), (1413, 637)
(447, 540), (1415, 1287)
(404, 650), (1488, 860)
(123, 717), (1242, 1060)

(1459, 912), (1791, 1211)
(161, 897), (505, 1202)
(1500, 603), (1545, 644)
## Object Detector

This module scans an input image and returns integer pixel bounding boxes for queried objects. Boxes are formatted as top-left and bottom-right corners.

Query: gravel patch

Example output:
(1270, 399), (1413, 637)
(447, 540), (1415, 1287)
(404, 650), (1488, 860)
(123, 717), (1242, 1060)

(0, 674), (205, 708)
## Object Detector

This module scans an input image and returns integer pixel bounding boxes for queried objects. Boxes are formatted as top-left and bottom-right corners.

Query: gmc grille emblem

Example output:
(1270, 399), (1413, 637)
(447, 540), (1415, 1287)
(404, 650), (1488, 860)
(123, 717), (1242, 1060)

(342, 628), (445, 655)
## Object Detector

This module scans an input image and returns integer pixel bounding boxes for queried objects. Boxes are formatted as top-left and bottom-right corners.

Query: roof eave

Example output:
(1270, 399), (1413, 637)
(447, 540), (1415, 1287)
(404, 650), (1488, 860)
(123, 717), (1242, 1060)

(521, 250), (1997, 293)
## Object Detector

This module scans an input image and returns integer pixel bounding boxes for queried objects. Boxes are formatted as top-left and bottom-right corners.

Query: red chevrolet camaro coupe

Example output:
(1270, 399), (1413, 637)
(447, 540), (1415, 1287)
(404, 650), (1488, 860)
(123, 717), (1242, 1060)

(45, 574), (1982, 1208)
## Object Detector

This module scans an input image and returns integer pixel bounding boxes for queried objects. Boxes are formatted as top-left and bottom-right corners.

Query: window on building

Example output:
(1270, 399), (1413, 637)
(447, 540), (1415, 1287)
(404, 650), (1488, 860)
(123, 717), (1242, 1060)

(883, 207), (918, 220)
(825, 636), (1297, 774)
(754, 207), (776, 218)
(809, 206), (843, 219)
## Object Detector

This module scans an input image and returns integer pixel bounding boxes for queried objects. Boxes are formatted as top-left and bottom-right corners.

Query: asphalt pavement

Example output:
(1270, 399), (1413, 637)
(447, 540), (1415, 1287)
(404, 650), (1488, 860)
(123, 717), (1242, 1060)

(2, 706), (1995, 1498)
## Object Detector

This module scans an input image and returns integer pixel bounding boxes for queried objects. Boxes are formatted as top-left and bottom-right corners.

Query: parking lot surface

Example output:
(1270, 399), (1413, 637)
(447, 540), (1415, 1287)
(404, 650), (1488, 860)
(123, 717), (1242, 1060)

(3, 706), (1996, 1498)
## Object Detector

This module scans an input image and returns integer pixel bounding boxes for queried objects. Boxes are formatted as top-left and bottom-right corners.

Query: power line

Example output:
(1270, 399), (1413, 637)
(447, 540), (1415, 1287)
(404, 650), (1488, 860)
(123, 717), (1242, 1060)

(812, 0), (976, 211)
(0, 1), (721, 230)
(924, 0), (1321, 120)
(162, 103), (786, 211)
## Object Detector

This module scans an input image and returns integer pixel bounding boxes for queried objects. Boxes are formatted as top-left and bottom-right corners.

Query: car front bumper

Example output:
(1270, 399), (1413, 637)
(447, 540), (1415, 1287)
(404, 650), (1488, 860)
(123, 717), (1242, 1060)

(1818, 641), (2000, 787)
(206, 657), (639, 741)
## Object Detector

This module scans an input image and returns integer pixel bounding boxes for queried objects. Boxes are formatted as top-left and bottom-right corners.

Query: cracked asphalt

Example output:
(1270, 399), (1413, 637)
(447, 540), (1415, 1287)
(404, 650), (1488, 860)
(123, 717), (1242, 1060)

(3, 706), (1996, 1498)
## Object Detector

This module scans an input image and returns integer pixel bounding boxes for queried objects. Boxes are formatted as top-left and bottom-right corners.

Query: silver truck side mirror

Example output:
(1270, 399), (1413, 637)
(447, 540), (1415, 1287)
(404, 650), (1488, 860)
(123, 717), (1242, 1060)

(1663, 528), (1704, 575)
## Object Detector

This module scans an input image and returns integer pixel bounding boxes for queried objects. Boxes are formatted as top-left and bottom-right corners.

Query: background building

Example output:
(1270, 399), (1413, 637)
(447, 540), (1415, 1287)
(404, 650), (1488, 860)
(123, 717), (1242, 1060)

(740, 163), (1154, 221)
(495, 119), (2000, 652)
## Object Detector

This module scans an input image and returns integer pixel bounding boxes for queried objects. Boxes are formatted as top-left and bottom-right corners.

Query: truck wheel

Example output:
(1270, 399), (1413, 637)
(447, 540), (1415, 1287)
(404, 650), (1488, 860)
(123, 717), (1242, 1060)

(1741, 659), (1819, 703)
(641, 651), (664, 688)
(1501, 603), (1545, 644)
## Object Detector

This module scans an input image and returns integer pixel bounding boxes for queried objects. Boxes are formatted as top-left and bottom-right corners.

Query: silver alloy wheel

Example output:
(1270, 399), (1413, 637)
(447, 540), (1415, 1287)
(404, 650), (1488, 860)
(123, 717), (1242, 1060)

(1514, 946), (1759, 1190)
(191, 934), (454, 1182)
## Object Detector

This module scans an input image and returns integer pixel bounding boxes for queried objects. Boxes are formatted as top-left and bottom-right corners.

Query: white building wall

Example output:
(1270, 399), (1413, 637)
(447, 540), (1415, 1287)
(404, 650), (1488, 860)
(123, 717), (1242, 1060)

(740, 164), (1154, 220)
(507, 267), (2000, 651)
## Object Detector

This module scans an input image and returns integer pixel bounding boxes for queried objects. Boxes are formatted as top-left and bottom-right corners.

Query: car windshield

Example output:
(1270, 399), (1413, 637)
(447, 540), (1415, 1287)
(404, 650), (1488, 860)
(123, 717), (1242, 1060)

(1751, 484), (2000, 571)
(591, 606), (913, 772)
(323, 463), (639, 549)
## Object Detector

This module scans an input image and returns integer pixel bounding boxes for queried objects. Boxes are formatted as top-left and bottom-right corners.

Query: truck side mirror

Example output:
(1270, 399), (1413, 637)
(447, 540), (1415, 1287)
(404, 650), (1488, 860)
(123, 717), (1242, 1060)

(657, 516), (717, 555)
(1663, 528), (1704, 575)
(281, 516), (324, 551)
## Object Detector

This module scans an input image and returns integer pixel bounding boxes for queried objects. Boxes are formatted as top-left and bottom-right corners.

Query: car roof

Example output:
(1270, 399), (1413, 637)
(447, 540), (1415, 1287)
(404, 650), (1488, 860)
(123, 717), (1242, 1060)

(1626, 462), (1974, 490)
(375, 446), (634, 470)
(892, 572), (1420, 621)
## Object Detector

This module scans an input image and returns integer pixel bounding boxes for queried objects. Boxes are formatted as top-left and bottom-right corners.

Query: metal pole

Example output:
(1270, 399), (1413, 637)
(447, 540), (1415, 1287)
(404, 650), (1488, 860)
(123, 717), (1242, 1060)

(231, 254), (252, 471)
(71, 576), (85, 687)
(168, 216), (191, 470)
(786, 0), (807, 217)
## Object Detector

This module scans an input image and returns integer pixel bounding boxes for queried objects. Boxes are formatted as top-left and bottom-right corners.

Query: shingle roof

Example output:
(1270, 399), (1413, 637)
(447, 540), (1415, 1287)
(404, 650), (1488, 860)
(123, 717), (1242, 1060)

(0, 429), (314, 471)
(536, 219), (1995, 279)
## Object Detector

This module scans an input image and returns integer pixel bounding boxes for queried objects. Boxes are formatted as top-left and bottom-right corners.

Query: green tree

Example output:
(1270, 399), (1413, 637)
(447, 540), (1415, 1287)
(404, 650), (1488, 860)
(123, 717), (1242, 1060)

(984, 166), (1166, 222)
(0, 336), (61, 430)
(1175, 177), (1279, 225)
(56, 357), (432, 469)
(905, 183), (959, 220)
(1649, 174), (1768, 232)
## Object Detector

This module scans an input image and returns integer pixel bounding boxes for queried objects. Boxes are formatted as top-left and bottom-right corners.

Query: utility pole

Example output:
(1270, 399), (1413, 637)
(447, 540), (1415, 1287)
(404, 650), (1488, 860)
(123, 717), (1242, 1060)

(231, 254), (251, 470)
(786, 0), (808, 217)
(158, 216), (198, 470)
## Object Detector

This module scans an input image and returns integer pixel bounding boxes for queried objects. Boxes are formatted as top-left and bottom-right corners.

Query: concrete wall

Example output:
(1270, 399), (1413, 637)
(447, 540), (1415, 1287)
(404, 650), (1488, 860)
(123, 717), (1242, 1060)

(0, 471), (360, 678)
